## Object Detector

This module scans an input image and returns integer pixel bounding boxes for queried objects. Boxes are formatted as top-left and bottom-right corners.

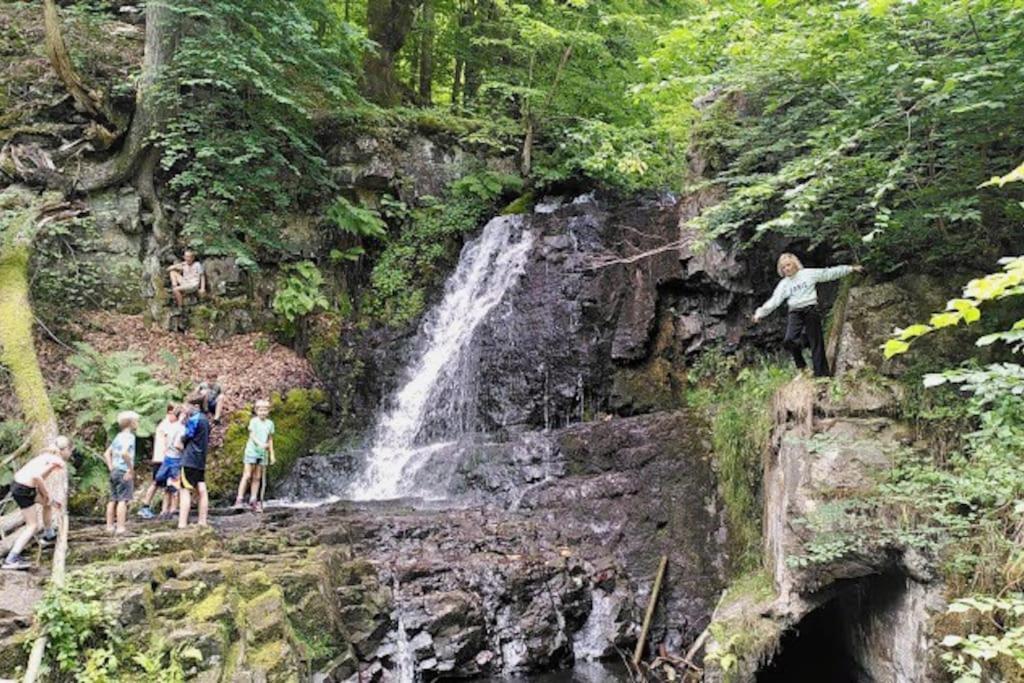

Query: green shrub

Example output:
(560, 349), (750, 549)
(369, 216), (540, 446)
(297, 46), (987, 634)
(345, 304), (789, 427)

(34, 570), (121, 678)
(205, 388), (329, 500)
(64, 343), (175, 445)
(689, 358), (790, 573)
(272, 262), (329, 324)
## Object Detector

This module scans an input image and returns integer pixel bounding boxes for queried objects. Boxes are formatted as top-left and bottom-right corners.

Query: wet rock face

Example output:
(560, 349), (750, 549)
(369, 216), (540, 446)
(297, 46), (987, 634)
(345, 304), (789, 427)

(273, 410), (725, 675)
(472, 194), (782, 433)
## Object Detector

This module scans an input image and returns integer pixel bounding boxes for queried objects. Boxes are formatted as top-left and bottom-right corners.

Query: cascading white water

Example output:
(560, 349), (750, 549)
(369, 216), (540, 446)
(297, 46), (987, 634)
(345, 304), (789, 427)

(348, 215), (535, 500)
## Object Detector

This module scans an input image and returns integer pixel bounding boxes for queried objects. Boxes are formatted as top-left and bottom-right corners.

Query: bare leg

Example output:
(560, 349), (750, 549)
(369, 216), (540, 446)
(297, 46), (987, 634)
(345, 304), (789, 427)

(170, 491), (179, 514)
(197, 484), (209, 526)
(236, 463), (253, 503)
(249, 465), (262, 503)
(41, 504), (52, 533)
(105, 501), (115, 533)
(8, 506), (40, 557)
(142, 480), (157, 507)
(116, 501), (127, 533)
(178, 489), (191, 529)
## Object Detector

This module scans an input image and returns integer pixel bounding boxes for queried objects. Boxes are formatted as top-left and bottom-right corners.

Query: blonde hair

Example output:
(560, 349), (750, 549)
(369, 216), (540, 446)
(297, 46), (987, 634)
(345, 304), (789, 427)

(117, 411), (141, 429)
(254, 399), (270, 411)
(777, 252), (803, 276)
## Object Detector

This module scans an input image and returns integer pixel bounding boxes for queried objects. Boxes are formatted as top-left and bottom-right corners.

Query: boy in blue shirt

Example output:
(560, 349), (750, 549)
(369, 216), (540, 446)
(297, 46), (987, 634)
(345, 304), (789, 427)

(178, 400), (211, 529)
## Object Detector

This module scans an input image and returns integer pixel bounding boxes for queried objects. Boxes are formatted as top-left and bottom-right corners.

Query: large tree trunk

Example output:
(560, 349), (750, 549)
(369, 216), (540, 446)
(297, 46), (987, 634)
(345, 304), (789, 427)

(76, 1), (179, 193)
(0, 191), (59, 456)
(417, 0), (434, 104)
(42, 0), (119, 136)
(364, 0), (423, 106)
(0, 188), (67, 551)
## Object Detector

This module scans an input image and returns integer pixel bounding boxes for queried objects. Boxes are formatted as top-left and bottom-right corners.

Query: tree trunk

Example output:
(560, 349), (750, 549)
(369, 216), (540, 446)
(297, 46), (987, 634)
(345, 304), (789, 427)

(0, 188), (66, 553)
(364, 0), (423, 106)
(0, 192), (59, 456)
(418, 0), (434, 104)
(76, 1), (179, 193)
(451, 57), (463, 108)
(42, 0), (119, 133)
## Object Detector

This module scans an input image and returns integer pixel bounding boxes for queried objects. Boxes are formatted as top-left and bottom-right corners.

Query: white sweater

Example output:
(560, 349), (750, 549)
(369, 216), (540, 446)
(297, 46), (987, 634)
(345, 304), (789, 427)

(754, 265), (854, 319)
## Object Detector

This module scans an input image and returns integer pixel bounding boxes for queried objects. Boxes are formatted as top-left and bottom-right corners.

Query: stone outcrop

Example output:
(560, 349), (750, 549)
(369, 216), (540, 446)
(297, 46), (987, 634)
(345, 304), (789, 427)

(280, 408), (727, 663)
(703, 375), (945, 683)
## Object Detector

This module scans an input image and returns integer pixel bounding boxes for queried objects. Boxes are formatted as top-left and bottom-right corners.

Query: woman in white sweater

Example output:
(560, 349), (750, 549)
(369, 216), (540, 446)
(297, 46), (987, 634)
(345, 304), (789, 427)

(752, 253), (862, 377)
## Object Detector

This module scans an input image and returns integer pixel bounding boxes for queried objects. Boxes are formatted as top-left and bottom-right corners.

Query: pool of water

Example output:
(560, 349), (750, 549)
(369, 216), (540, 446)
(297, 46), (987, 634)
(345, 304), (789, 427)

(486, 661), (632, 682)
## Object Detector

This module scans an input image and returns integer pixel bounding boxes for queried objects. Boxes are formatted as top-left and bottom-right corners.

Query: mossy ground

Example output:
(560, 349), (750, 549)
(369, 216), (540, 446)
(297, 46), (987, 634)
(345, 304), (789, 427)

(18, 518), (388, 682)
(206, 388), (329, 500)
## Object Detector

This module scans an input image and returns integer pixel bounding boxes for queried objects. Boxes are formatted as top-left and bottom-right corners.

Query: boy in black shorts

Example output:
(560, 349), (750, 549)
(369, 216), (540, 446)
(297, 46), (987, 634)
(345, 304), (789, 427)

(2, 436), (72, 571)
(178, 400), (211, 529)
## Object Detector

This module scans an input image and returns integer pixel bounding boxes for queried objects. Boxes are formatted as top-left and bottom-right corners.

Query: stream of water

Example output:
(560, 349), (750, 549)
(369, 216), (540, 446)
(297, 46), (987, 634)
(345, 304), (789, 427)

(348, 214), (535, 501)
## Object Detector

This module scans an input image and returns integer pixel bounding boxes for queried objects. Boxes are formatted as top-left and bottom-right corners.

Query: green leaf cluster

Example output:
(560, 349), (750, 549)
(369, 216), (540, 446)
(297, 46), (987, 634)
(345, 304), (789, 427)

(272, 261), (330, 324)
(637, 1), (1024, 269)
(154, 0), (368, 262)
(65, 343), (175, 444)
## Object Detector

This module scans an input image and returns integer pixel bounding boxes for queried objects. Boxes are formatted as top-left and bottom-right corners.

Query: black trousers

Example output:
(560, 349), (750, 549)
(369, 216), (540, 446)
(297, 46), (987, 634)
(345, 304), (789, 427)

(784, 307), (829, 377)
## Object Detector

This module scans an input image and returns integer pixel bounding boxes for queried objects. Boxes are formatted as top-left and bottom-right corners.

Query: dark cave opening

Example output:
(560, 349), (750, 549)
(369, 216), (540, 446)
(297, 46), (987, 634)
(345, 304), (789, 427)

(756, 573), (908, 683)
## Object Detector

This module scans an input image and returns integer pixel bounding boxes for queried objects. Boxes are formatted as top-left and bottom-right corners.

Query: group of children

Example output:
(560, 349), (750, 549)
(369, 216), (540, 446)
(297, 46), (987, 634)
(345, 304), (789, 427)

(2, 393), (277, 571)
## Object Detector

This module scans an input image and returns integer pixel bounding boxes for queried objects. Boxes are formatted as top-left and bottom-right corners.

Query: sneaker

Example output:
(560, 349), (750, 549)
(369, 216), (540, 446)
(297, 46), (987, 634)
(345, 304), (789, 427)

(233, 498), (246, 510)
(2, 554), (31, 571)
(138, 507), (155, 520)
(250, 501), (263, 513)
(39, 531), (58, 548)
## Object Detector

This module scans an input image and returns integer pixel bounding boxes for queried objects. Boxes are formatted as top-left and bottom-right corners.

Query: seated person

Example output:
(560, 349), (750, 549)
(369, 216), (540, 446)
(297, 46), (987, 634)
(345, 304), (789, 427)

(197, 379), (225, 425)
(167, 250), (206, 307)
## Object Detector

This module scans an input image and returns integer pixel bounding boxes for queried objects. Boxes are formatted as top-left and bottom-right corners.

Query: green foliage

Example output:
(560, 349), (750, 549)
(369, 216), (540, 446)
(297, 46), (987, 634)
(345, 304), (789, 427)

(638, 1), (1024, 270)
(272, 261), (329, 323)
(0, 420), (26, 488)
(205, 388), (329, 499)
(941, 595), (1024, 683)
(689, 357), (790, 572)
(885, 255), (1024, 358)
(326, 197), (388, 240)
(65, 343), (174, 443)
(132, 640), (202, 683)
(363, 170), (524, 326)
(154, 0), (367, 262)
(34, 570), (121, 680)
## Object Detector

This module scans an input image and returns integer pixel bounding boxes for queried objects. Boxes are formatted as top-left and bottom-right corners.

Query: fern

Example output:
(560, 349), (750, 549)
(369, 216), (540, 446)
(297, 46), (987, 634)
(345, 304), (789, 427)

(67, 343), (174, 441)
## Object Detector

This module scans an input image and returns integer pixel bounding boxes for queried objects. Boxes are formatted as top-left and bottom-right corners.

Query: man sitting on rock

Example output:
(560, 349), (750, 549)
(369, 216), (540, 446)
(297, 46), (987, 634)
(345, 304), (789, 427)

(167, 250), (206, 307)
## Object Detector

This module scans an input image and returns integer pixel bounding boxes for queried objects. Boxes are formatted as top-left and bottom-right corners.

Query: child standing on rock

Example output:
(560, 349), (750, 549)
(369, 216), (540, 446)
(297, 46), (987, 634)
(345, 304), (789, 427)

(2, 436), (72, 571)
(138, 403), (177, 520)
(104, 411), (139, 535)
(179, 400), (211, 529)
(752, 253), (862, 377)
(234, 399), (275, 512)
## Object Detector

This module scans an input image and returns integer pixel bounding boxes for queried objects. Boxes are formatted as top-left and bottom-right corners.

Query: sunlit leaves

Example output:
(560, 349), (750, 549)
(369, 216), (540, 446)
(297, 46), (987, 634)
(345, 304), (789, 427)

(980, 161), (1024, 188)
(884, 256), (1024, 357)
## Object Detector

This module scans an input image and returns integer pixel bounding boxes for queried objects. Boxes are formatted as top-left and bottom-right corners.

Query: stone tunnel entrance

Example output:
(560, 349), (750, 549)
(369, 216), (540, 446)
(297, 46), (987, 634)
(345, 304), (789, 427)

(756, 573), (925, 683)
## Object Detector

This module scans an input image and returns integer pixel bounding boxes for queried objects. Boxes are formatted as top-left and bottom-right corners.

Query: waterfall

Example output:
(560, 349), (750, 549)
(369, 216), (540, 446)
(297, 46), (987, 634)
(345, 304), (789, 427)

(348, 215), (535, 500)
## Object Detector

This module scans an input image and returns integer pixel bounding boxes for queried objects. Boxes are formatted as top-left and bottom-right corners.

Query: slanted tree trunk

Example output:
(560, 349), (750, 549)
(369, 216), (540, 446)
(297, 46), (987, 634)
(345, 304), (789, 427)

(364, 0), (423, 106)
(0, 190), (59, 456)
(77, 1), (180, 193)
(42, 0), (119, 135)
(418, 0), (434, 103)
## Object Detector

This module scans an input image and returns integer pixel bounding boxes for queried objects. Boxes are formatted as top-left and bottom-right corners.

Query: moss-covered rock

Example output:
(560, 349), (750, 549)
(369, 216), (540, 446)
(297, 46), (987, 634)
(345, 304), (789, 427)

(206, 388), (329, 500)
